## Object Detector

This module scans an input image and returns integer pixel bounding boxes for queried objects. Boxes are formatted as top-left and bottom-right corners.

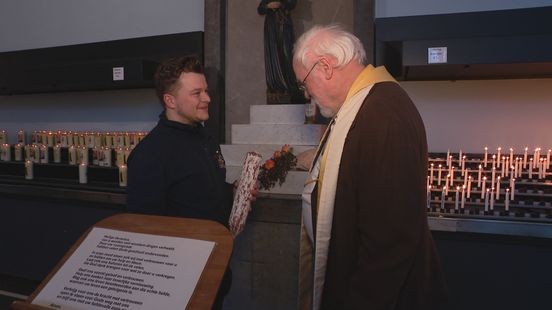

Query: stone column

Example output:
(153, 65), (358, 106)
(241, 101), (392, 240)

(226, 0), (267, 143)
(354, 0), (375, 63)
(205, 0), (226, 143)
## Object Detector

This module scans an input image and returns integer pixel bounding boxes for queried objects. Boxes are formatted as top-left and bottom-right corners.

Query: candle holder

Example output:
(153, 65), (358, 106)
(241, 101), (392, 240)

(0, 129), (148, 189)
(428, 147), (552, 223)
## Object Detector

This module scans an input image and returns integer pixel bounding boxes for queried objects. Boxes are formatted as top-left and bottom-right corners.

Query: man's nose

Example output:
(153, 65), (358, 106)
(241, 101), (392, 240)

(202, 92), (211, 102)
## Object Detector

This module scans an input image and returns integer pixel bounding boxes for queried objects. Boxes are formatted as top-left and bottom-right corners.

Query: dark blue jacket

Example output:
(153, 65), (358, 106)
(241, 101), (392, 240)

(126, 113), (233, 226)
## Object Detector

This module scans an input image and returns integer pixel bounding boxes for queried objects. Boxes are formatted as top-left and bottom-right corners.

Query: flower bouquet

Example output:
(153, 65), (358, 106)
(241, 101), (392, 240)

(258, 144), (297, 190)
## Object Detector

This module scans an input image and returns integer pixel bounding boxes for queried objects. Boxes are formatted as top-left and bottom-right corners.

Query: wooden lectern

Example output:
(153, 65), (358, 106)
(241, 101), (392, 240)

(11, 213), (234, 310)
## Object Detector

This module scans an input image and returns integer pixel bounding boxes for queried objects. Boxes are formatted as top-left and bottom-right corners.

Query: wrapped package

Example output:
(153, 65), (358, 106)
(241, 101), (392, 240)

(229, 152), (262, 236)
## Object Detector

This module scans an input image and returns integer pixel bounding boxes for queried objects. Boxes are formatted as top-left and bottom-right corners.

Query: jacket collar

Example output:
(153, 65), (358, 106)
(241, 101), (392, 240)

(159, 111), (203, 134)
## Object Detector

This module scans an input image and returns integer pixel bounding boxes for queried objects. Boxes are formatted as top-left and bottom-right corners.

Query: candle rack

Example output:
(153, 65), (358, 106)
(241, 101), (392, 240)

(428, 151), (552, 223)
(0, 129), (138, 188)
(0, 146), (125, 188)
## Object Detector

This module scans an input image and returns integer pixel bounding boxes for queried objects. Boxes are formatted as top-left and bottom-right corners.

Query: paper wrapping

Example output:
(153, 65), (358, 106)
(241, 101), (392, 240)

(229, 152), (262, 236)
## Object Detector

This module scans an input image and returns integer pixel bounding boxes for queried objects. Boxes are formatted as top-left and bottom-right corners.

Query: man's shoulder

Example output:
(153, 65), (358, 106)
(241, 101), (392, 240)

(366, 81), (409, 102)
(350, 81), (422, 135)
(135, 123), (174, 147)
(359, 82), (415, 115)
(127, 125), (169, 163)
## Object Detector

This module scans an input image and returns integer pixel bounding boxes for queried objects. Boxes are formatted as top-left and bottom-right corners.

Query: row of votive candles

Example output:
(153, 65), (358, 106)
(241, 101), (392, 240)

(0, 144), (132, 167)
(427, 146), (552, 214)
(23, 160), (127, 187)
(430, 147), (550, 189)
(428, 184), (513, 213)
(0, 130), (147, 148)
(440, 147), (550, 175)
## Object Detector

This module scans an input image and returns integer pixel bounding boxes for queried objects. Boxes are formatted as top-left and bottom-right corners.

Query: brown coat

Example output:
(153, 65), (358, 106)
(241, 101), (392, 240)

(319, 82), (448, 309)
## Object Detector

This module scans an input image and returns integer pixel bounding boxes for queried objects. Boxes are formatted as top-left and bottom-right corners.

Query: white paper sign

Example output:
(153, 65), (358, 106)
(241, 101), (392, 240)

(112, 67), (125, 81)
(428, 47), (448, 64)
(32, 227), (215, 310)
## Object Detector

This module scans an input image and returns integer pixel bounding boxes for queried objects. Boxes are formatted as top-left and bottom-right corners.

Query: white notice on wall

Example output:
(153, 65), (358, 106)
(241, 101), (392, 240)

(113, 67), (125, 81)
(427, 47), (448, 64)
(32, 227), (215, 310)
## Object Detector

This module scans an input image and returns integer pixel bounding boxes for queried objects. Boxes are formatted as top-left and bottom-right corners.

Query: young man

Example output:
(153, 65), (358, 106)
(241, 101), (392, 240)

(127, 56), (233, 224)
(126, 56), (235, 309)
(294, 25), (448, 310)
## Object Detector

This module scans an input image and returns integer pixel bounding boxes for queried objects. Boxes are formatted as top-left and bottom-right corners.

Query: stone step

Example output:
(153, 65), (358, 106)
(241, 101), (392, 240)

(231, 124), (325, 145)
(250, 104), (306, 124)
(226, 165), (308, 195)
(220, 144), (316, 166)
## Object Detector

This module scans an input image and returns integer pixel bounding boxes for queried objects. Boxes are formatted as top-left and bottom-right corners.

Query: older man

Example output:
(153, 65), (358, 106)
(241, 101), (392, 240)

(294, 25), (448, 310)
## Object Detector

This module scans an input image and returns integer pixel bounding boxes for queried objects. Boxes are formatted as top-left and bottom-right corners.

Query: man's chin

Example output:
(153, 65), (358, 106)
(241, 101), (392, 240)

(319, 107), (335, 118)
(198, 111), (209, 121)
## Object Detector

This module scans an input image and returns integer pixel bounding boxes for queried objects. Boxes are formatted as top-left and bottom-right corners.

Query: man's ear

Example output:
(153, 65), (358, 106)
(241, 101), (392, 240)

(318, 57), (334, 80)
(163, 94), (175, 109)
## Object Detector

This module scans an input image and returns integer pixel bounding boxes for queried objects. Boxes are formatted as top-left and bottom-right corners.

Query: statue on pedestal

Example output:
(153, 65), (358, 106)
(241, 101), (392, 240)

(258, 0), (304, 104)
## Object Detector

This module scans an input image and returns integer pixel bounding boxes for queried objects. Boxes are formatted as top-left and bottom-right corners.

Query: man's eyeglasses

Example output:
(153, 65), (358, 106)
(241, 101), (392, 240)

(297, 61), (318, 93)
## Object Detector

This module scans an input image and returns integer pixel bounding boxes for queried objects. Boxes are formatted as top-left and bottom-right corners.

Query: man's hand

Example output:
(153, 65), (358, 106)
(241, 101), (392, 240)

(250, 182), (259, 202)
(266, 1), (282, 9)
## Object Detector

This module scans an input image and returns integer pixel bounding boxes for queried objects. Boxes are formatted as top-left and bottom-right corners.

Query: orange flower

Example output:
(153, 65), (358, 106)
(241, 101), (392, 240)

(264, 159), (275, 170)
(281, 144), (291, 153)
(273, 151), (282, 158)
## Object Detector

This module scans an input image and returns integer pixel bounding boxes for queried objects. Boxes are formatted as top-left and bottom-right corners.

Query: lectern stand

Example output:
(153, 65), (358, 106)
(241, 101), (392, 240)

(11, 213), (234, 310)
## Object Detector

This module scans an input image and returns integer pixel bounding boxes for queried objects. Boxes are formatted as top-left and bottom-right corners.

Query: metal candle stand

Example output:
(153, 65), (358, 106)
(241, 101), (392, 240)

(427, 150), (552, 223)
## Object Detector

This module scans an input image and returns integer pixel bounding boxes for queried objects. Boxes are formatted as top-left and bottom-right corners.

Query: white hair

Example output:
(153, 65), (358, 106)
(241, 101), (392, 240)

(293, 24), (367, 69)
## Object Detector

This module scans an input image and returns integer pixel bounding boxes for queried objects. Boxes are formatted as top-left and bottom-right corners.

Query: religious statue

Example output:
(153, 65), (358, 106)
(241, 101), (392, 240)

(258, 0), (304, 104)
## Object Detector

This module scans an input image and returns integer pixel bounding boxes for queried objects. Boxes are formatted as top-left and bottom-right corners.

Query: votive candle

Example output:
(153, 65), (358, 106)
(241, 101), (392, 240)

(505, 188), (510, 211)
(438, 164), (442, 185)
(39, 144), (49, 164)
(461, 156), (466, 176)
(25, 160), (33, 180)
(119, 164), (128, 187)
(68, 146), (77, 165)
(496, 176), (501, 200)
(455, 186), (460, 210)
(481, 176), (487, 199)
(53, 144), (61, 163)
(14, 143), (23, 161)
(490, 188), (494, 211)
(461, 185), (466, 210)
(484, 189), (489, 212)
(510, 178), (515, 200)
(79, 163), (88, 184)
(17, 130), (25, 144)
(430, 163), (434, 184)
